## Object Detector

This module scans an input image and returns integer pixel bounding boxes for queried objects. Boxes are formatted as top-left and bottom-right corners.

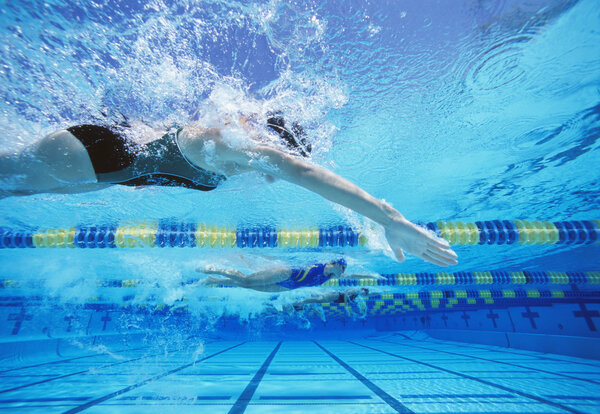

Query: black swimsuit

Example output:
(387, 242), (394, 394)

(68, 125), (226, 191)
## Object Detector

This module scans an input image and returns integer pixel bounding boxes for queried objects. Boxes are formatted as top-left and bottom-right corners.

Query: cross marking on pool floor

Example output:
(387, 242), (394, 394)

(461, 311), (470, 327)
(521, 306), (540, 329)
(8, 308), (32, 335)
(573, 303), (599, 331)
(487, 309), (500, 328)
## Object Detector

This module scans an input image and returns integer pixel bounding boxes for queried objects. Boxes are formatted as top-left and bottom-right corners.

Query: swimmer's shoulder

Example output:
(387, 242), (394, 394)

(177, 125), (251, 176)
(177, 125), (221, 149)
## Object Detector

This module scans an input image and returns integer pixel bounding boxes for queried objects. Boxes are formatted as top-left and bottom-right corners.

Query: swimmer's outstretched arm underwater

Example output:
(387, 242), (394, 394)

(0, 117), (457, 266)
(290, 288), (369, 308)
(179, 125), (457, 266)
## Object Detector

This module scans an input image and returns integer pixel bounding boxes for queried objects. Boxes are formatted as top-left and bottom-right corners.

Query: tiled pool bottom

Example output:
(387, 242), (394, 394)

(1, 334), (598, 413)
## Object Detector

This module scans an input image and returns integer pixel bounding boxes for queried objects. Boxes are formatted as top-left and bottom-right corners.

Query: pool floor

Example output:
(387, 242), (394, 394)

(0, 333), (598, 413)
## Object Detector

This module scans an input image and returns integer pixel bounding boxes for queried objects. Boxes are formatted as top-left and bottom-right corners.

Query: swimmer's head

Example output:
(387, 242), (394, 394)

(327, 258), (347, 278)
(266, 112), (312, 157)
(347, 288), (369, 302)
(334, 258), (347, 268)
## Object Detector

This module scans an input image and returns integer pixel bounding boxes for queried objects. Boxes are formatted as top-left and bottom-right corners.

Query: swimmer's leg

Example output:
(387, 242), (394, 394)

(198, 266), (291, 288)
(234, 267), (292, 287)
(200, 266), (246, 279)
(202, 276), (244, 287)
(0, 130), (103, 196)
(202, 276), (283, 293)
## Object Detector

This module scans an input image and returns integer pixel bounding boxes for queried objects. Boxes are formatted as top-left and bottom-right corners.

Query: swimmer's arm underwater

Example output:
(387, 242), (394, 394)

(293, 291), (345, 306)
(263, 149), (458, 266)
(181, 128), (457, 267)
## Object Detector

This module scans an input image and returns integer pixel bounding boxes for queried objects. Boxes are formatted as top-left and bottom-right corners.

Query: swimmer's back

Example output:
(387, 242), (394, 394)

(277, 263), (332, 289)
(68, 124), (226, 191)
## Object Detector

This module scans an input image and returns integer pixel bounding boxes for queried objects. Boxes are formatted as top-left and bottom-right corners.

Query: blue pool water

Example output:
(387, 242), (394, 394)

(0, 0), (599, 412)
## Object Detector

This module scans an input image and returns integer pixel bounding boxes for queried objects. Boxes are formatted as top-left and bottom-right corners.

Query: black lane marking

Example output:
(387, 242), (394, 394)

(64, 342), (246, 414)
(0, 397), (91, 403)
(349, 341), (583, 414)
(377, 338), (600, 385)
(228, 342), (282, 414)
(60, 402), (388, 408)
(395, 335), (600, 369)
(176, 372), (250, 376)
(0, 344), (152, 374)
(267, 372), (346, 376)
(314, 341), (414, 414)
(397, 393), (516, 399)
(259, 395), (372, 400)
(0, 343), (190, 394)
(116, 396), (231, 400)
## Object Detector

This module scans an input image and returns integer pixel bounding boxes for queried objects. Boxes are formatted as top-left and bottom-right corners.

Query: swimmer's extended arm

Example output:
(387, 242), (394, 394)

(294, 291), (343, 306)
(243, 146), (457, 266)
(179, 127), (457, 266)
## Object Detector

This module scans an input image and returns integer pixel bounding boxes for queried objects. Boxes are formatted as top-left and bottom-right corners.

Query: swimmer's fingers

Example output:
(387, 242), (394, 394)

(422, 248), (458, 267)
(203, 276), (235, 286)
(426, 234), (453, 250)
(426, 241), (458, 260)
(418, 223), (457, 262)
(421, 252), (453, 267)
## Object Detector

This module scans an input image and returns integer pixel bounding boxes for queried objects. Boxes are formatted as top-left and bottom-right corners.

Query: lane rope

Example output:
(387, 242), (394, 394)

(0, 219), (598, 249)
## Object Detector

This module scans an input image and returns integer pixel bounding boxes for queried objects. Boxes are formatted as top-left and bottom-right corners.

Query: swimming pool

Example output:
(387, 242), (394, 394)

(1, 0), (599, 412)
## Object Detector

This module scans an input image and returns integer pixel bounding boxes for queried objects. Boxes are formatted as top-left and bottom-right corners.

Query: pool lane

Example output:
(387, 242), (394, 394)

(0, 335), (597, 413)
(348, 341), (581, 413)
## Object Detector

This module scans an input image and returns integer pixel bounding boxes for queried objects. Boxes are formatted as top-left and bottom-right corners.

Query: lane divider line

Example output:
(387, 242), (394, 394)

(64, 342), (246, 414)
(314, 341), (414, 414)
(348, 341), (582, 414)
(228, 342), (282, 414)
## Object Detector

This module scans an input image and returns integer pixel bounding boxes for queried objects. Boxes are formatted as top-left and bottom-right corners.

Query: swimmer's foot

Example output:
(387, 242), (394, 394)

(384, 217), (458, 266)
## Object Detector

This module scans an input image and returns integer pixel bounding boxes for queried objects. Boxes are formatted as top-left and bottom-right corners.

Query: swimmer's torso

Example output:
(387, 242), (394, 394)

(277, 264), (333, 290)
(68, 125), (227, 191)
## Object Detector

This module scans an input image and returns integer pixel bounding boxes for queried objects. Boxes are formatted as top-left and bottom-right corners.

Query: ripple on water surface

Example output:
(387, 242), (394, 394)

(465, 34), (534, 92)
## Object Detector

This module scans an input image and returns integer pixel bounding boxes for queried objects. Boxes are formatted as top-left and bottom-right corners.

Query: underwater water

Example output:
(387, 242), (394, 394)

(0, 0), (599, 412)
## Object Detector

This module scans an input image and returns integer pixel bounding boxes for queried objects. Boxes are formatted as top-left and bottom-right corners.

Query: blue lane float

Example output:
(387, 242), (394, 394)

(0, 219), (598, 249)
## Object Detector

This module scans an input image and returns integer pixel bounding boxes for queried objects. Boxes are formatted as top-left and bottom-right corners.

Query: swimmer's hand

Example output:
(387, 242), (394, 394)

(188, 275), (215, 285)
(197, 276), (228, 285)
(197, 265), (216, 273)
(384, 218), (458, 266)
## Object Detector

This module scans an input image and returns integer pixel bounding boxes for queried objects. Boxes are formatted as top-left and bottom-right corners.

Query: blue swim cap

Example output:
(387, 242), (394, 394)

(333, 258), (347, 268)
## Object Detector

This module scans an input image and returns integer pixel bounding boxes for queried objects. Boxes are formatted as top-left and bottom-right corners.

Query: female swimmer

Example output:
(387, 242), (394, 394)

(0, 114), (457, 266)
